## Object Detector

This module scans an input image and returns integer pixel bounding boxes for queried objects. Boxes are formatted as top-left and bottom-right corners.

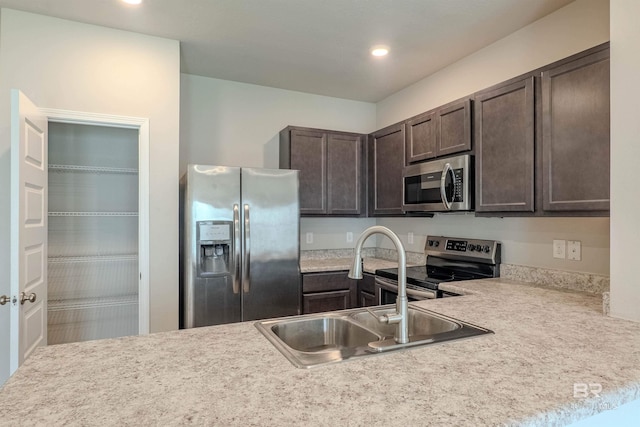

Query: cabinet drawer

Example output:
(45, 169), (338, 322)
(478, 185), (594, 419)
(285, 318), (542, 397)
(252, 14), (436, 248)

(302, 290), (351, 314)
(302, 272), (351, 293)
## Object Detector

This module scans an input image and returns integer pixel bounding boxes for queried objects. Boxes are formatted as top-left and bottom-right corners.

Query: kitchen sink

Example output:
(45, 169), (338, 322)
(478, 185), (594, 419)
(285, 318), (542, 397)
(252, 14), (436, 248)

(255, 304), (493, 368)
(271, 316), (379, 352)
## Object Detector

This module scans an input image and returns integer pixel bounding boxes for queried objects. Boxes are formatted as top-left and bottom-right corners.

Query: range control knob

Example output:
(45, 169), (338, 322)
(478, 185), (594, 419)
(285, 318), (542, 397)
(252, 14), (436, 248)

(483, 245), (491, 253)
(428, 240), (434, 247)
(467, 244), (476, 251)
(433, 240), (440, 247)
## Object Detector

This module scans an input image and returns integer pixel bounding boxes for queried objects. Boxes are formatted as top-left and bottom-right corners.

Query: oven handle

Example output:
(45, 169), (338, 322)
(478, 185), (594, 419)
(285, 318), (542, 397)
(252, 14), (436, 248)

(375, 277), (438, 300)
(440, 162), (453, 211)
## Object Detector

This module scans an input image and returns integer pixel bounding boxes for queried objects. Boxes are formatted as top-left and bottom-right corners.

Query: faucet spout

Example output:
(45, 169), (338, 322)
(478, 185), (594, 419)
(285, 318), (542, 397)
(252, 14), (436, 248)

(348, 226), (409, 344)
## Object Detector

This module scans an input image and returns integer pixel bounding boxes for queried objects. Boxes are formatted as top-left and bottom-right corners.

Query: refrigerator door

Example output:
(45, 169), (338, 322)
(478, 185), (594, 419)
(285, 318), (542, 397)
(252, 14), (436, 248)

(183, 165), (241, 327)
(241, 168), (300, 321)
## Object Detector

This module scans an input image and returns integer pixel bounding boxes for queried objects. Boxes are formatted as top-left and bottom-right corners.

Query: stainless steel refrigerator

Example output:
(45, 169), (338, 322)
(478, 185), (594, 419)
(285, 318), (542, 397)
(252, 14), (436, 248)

(180, 165), (300, 328)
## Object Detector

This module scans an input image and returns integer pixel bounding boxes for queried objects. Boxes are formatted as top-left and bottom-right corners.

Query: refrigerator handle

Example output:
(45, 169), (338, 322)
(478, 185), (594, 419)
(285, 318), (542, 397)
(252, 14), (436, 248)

(232, 204), (241, 294)
(243, 204), (251, 293)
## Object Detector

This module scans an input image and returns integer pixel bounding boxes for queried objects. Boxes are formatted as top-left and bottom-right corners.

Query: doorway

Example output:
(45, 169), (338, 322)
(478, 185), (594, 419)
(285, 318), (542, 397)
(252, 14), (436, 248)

(1, 97), (150, 386)
(47, 122), (139, 344)
(41, 108), (151, 341)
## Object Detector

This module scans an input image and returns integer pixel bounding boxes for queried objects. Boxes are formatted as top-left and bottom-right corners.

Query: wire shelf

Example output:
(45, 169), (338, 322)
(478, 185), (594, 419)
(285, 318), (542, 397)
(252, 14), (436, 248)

(49, 212), (138, 217)
(49, 164), (138, 174)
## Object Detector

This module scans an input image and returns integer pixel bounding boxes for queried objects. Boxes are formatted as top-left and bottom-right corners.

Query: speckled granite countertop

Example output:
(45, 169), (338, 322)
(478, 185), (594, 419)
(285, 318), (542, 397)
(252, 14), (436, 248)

(1, 278), (639, 426)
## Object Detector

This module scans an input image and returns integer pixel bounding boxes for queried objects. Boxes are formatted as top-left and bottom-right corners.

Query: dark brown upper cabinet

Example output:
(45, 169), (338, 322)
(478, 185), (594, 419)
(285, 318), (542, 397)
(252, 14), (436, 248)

(406, 111), (436, 163)
(474, 42), (609, 217)
(541, 47), (610, 212)
(475, 77), (535, 213)
(368, 122), (406, 216)
(405, 98), (472, 164)
(280, 126), (365, 217)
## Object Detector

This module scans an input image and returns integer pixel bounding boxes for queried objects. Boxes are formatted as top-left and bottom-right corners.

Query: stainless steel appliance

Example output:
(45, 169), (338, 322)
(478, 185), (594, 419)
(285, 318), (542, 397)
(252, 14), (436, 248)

(402, 154), (473, 213)
(180, 165), (300, 328)
(375, 235), (500, 304)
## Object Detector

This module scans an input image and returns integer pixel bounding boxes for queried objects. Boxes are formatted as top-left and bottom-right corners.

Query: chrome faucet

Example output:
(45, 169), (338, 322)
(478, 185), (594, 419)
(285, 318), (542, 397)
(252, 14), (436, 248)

(348, 226), (409, 344)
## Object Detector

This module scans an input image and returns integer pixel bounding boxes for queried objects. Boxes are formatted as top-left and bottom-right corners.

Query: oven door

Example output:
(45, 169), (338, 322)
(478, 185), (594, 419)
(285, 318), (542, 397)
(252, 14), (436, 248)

(375, 277), (437, 304)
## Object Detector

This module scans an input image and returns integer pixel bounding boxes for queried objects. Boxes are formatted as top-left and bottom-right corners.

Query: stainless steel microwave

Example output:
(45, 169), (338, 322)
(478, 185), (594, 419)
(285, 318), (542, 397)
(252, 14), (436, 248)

(402, 154), (473, 213)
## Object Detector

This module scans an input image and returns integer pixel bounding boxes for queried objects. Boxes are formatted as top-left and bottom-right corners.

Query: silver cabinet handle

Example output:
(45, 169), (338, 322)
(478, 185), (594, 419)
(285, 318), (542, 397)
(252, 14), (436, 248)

(440, 162), (453, 211)
(243, 204), (250, 293)
(20, 292), (36, 305)
(0, 295), (12, 305)
(232, 204), (241, 295)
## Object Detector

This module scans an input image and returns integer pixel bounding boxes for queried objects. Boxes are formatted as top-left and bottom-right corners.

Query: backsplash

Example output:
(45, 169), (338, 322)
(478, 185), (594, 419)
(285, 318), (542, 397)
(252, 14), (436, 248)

(301, 248), (425, 265)
(499, 264), (610, 294)
(301, 248), (377, 260)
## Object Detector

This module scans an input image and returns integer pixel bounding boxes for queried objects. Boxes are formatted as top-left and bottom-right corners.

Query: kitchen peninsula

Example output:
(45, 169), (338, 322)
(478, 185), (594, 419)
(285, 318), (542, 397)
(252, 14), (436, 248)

(1, 277), (639, 426)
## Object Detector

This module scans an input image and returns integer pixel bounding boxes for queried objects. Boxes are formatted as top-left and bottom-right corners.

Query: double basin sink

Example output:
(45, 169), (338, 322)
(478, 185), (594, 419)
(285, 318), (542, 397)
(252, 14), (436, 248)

(255, 305), (493, 368)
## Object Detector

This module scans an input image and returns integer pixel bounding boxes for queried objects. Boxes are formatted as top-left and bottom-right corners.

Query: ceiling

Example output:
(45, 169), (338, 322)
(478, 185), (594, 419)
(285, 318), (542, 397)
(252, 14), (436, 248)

(0, 0), (576, 102)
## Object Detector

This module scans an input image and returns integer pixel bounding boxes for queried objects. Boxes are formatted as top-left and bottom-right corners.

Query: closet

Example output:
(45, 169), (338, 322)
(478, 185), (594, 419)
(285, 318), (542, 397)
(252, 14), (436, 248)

(47, 122), (139, 345)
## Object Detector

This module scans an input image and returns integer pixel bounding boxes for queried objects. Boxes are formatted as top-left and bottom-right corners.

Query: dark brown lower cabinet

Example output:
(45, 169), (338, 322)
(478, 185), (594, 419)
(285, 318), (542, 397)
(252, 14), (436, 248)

(301, 272), (356, 314)
(357, 273), (377, 307)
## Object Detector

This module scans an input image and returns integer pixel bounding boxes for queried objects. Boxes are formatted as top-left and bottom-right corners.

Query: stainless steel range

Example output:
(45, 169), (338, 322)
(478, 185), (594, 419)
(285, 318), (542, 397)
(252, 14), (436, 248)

(375, 236), (501, 303)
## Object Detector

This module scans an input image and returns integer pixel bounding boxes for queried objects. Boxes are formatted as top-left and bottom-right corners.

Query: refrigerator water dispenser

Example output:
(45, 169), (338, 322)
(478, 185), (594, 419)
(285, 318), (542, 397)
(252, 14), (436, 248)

(197, 221), (232, 276)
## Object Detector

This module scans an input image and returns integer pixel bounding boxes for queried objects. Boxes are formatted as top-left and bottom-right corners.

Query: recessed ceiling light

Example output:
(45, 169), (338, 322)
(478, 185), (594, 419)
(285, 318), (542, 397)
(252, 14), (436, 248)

(371, 46), (389, 57)
(122, 0), (142, 5)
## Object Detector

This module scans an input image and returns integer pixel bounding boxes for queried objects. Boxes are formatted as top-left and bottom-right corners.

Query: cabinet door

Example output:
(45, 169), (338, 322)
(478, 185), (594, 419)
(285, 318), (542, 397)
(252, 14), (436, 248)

(438, 99), (472, 157)
(475, 77), (535, 213)
(289, 129), (327, 214)
(327, 133), (363, 215)
(303, 290), (351, 314)
(406, 112), (436, 164)
(357, 273), (377, 307)
(542, 49), (610, 211)
(369, 123), (406, 216)
(302, 272), (356, 313)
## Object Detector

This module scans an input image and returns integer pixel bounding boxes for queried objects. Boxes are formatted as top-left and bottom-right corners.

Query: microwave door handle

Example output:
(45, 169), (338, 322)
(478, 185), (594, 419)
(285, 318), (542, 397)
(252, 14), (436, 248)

(440, 163), (453, 211)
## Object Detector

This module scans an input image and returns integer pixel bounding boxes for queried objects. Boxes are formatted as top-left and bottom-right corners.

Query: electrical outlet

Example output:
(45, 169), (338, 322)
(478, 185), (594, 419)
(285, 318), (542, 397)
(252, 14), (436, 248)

(567, 240), (581, 261)
(306, 232), (313, 244)
(346, 232), (353, 243)
(553, 239), (566, 259)
(408, 232), (414, 245)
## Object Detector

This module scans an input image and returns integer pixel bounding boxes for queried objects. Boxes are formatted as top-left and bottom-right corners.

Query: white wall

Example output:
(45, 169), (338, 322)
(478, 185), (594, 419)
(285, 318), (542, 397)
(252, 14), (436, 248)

(180, 73), (377, 250)
(180, 74), (375, 174)
(377, 0), (610, 127)
(610, 0), (640, 322)
(0, 9), (181, 335)
(374, 0), (611, 276)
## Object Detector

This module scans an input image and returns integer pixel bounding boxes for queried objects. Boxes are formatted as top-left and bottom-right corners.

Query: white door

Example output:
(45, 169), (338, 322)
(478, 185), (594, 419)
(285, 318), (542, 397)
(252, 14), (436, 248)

(9, 90), (48, 373)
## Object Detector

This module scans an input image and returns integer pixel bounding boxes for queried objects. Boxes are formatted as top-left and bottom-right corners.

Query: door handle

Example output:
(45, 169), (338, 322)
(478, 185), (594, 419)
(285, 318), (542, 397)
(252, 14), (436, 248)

(440, 162), (453, 211)
(20, 292), (36, 305)
(0, 295), (13, 305)
(232, 204), (241, 294)
(243, 204), (250, 293)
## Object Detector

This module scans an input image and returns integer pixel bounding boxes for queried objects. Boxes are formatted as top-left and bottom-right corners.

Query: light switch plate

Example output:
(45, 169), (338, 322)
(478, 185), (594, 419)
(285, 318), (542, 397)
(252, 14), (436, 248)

(408, 232), (414, 244)
(346, 232), (353, 243)
(306, 232), (313, 244)
(553, 239), (566, 259)
(567, 240), (581, 261)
